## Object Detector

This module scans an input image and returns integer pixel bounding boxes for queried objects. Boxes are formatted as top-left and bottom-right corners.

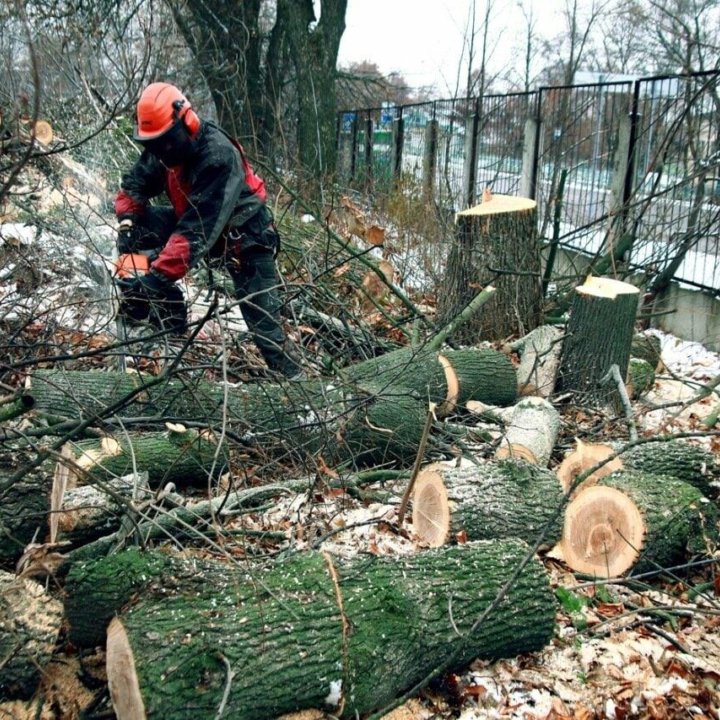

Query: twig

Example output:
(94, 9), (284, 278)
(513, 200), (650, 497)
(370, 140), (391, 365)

(397, 404), (436, 524)
(600, 363), (638, 441)
(426, 286), (496, 351)
(214, 652), (236, 719)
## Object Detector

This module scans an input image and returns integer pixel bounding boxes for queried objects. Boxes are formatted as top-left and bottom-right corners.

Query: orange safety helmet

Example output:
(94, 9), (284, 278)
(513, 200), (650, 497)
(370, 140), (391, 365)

(133, 82), (201, 141)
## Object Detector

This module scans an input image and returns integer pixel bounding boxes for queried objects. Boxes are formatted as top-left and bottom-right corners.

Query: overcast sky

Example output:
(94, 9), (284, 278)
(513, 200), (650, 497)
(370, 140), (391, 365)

(337, 0), (566, 96)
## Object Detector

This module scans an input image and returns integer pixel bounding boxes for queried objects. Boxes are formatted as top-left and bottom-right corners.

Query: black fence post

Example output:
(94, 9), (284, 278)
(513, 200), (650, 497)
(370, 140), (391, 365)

(392, 106), (405, 184)
(462, 97), (480, 208)
(364, 112), (373, 189)
(423, 103), (438, 199)
(527, 90), (542, 201)
(350, 112), (359, 181)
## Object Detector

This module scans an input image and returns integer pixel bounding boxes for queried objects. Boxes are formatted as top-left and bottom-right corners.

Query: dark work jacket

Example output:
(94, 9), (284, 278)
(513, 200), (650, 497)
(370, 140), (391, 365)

(114, 122), (265, 281)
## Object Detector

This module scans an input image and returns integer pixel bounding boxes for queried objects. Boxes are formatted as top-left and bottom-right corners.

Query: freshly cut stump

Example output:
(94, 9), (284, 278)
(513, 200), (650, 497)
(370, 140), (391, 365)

(94, 543), (556, 720)
(412, 460), (564, 547)
(557, 276), (640, 411)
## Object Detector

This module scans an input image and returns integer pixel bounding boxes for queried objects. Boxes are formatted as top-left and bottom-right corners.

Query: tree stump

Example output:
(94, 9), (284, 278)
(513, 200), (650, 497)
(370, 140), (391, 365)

(93, 543), (555, 720)
(556, 471), (717, 577)
(411, 459), (564, 547)
(557, 276), (640, 410)
(440, 194), (543, 343)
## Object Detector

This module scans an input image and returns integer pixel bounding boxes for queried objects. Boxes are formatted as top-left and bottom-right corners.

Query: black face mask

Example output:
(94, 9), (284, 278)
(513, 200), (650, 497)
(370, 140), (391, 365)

(140, 121), (194, 167)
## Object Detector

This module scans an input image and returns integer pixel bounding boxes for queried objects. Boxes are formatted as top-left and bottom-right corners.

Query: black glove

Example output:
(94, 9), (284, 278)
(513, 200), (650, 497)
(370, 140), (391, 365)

(117, 272), (188, 334)
(117, 220), (142, 254)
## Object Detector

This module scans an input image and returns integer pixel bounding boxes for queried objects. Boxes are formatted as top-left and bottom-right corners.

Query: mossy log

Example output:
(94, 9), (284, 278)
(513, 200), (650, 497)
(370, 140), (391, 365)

(557, 470), (718, 577)
(26, 369), (427, 467)
(412, 459), (565, 547)
(627, 358), (655, 398)
(0, 570), (63, 700)
(66, 543), (555, 719)
(622, 440), (720, 497)
(440, 195), (543, 343)
(557, 276), (640, 410)
(0, 455), (56, 567)
(495, 397), (561, 466)
(61, 423), (229, 489)
(341, 347), (518, 410)
(631, 333), (663, 369)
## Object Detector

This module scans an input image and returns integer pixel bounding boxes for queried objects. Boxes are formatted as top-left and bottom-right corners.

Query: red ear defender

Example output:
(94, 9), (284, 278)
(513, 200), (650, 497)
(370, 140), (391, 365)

(172, 98), (201, 136)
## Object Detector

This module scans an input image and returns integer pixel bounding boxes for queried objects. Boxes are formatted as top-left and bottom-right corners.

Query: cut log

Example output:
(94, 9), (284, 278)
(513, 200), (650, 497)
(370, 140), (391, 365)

(510, 325), (564, 397)
(557, 471), (718, 577)
(495, 397), (561, 466)
(622, 439), (720, 497)
(341, 346), (518, 409)
(51, 473), (151, 547)
(556, 439), (623, 494)
(0, 570), (63, 700)
(626, 358), (655, 398)
(85, 543), (556, 719)
(61, 423), (229, 489)
(412, 459), (565, 547)
(557, 276), (640, 410)
(440, 194), (543, 342)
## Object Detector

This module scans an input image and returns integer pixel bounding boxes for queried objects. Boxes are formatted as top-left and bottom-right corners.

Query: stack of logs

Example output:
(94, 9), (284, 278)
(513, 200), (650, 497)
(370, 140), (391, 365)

(1, 272), (718, 718)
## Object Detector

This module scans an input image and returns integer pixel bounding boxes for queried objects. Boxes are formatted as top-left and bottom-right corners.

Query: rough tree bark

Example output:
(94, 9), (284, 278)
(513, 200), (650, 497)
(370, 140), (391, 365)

(494, 396), (561, 466)
(556, 276), (640, 410)
(412, 459), (565, 547)
(440, 194), (543, 343)
(65, 543), (555, 718)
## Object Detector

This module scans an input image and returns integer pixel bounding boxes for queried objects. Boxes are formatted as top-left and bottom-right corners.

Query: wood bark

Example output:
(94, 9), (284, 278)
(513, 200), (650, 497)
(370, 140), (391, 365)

(0, 570), (63, 700)
(557, 276), (640, 410)
(61, 424), (229, 489)
(65, 543), (555, 718)
(412, 460), (565, 547)
(558, 470), (718, 577)
(495, 397), (561, 466)
(510, 325), (564, 397)
(440, 195), (543, 343)
(631, 333), (663, 370)
(626, 358), (655, 398)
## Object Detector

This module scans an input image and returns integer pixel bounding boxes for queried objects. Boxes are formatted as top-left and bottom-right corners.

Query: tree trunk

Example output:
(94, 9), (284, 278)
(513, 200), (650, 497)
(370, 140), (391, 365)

(440, 195), (543, 343)
(557, 471), (718, 577)
(556, 276), (640, 410)
(494, 397), (561, 466)
(71, 543), (555, 719)
(412, 460), (564, 548)
(0, 571), (63, 700)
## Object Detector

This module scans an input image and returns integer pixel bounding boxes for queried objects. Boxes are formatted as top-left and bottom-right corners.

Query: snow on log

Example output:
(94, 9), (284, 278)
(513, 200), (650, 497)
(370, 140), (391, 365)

(557, 471), (718, 578)
(412, 460), (564, 547)
(0, 570), (63, 700)
(494, 396), (561, 466)
(557, 276), (640, 410)
(74, 543), (555, 719)
(440, 194), (543, 343)
(509, 325), (564, 397)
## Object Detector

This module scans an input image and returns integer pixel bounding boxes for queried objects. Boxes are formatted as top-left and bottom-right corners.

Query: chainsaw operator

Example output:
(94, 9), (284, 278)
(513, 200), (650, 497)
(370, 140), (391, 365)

(114, 81), (302, 379)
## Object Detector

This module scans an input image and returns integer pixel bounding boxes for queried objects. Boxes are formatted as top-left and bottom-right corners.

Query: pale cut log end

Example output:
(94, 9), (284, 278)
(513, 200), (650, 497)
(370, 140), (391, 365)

(561, 485), (645, 578)
(412, 469), (450, 547)
(577, 276), (640, 299)
(107, 617), (146, 720)
(556, 441), (624, 494)
(457, 194), (536, 217)
(495, 442), (538, 464)
(437, 354), (460, 416)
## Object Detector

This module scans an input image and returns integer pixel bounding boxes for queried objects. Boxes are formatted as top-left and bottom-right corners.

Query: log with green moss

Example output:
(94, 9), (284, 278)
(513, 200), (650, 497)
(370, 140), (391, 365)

(412, 459), (565, 547)
(63, 424), (229, 489)
(69, 542), (555, 718)
(621, 440), (720, 497)
(560, 470), (718, 577)
(626, 357), (655, 398)
(340, 346), (518, 408)
(630, 333), (663, 369)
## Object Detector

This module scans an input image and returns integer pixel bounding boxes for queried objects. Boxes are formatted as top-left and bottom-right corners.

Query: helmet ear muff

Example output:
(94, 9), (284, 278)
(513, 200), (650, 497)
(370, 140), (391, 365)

(172, 99), (201, 136)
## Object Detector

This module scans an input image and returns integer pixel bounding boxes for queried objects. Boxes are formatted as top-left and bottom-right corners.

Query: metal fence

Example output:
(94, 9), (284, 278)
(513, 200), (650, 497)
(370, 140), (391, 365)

(337, 71), (720, 296)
